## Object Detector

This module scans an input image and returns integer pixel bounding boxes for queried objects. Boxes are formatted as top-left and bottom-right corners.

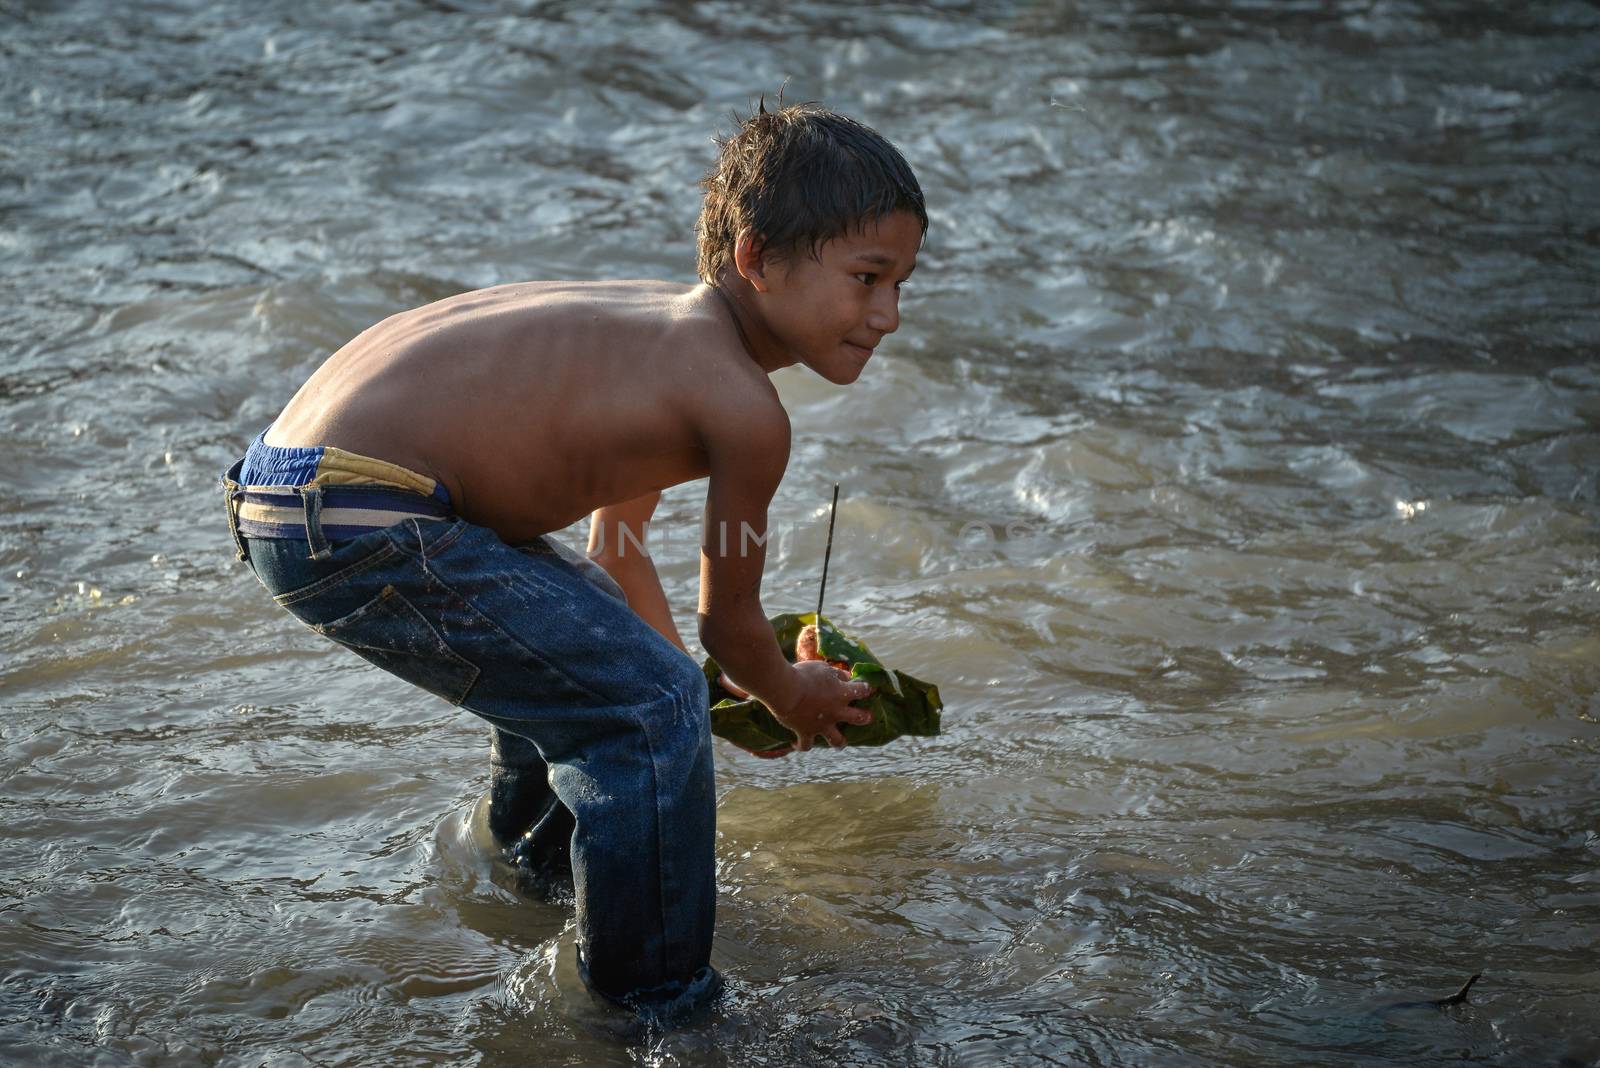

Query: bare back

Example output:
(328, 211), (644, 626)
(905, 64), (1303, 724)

(266, 280), (782, 542)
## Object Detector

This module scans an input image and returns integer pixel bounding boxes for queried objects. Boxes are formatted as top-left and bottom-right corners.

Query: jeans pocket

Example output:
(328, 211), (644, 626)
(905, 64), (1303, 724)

(267, 537), (399, 608)
(314, 583), (480, 705)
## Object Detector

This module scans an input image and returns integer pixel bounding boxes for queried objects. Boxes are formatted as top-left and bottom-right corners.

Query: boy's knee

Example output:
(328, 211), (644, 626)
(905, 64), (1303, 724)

(643, 656), (712, 772)
(663, 655), (709, 719)
(682, 655), (710, 704)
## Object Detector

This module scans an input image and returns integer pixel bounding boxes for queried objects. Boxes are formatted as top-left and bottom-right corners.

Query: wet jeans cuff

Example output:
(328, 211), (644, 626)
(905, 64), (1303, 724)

(579, 956), (723, 1025)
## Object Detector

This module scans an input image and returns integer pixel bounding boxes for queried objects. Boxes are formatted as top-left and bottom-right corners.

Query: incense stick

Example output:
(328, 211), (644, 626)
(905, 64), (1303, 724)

(816, 483), (840, 626)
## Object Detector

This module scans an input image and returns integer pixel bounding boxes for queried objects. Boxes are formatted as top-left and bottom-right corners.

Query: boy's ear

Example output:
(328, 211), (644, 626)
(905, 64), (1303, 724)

(733, 229), (774, 293)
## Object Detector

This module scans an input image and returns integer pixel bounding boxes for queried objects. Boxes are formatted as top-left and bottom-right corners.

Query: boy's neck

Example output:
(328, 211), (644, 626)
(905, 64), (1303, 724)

(706, 274), (793, 375)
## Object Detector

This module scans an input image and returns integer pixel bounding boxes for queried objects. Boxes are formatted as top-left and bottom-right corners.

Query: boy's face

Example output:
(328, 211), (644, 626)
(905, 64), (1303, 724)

(754, 210), (921, 385)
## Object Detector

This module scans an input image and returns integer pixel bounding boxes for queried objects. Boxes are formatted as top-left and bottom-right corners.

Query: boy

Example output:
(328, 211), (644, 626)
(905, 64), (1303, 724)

(221, 102), (925, 1017)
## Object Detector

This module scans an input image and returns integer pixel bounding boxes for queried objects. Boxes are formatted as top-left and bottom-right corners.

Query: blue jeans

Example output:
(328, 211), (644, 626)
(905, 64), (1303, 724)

(233, 508), (718, 1016)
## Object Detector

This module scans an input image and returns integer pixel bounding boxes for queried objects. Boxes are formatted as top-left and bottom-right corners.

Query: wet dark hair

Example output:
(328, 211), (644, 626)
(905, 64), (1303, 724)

(696, 99), (927, 285)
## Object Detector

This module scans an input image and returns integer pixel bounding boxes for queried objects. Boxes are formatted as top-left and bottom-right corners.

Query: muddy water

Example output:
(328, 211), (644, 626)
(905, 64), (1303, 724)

(2, 2), (1598, 1065)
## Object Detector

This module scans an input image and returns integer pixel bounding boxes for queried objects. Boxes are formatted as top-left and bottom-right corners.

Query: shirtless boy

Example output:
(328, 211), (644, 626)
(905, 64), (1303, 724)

(221, 102), (925, 1016)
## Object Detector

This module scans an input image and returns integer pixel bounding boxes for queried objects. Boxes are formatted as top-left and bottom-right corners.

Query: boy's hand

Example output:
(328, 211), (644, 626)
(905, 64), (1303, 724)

(715, 673), (796, 758)
(770, 660), (874, 751)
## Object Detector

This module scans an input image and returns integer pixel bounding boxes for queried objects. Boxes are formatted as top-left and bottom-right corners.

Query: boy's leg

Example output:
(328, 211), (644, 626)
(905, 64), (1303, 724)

(460, 531), (718, 1008)
(244, 518), (717, 1012)
(486, 725), (550, 844)
(486, 538), (624, 878)
(487, 725), (576, 892)
(480, 534), (624, 869)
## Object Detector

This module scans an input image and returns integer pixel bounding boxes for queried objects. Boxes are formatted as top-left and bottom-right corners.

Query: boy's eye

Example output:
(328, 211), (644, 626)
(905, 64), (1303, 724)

(855, 272), (878, 286)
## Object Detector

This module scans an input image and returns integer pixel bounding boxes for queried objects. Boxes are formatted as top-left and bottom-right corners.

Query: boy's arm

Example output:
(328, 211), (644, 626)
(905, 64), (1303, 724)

(588, 491), (688, 653)
(696, 405), (872, 750)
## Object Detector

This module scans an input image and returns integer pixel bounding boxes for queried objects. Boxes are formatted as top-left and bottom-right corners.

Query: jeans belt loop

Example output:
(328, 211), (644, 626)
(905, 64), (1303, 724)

(301, 484), (333, 561)
(222, 460), (250, 563)
(227, 489), (251, 562)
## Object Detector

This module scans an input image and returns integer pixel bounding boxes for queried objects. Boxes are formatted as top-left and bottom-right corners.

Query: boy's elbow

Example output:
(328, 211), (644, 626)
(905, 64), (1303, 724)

(697, 609), (748, 661)
(696, 611), (724, 655)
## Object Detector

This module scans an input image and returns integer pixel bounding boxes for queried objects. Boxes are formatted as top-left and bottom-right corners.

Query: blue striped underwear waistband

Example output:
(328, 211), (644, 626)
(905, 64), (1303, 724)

(226, 430), (455, 542)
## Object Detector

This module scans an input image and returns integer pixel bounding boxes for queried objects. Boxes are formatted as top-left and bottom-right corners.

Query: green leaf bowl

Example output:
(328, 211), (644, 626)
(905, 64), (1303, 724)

(702, 612), (943, 753)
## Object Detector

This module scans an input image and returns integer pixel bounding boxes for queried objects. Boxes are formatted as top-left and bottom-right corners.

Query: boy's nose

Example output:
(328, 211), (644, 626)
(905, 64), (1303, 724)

(866, 290), (899, 335)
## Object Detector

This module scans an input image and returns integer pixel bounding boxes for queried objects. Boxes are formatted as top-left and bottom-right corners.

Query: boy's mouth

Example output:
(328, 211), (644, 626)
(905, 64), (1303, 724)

(844, 341), (874, 360)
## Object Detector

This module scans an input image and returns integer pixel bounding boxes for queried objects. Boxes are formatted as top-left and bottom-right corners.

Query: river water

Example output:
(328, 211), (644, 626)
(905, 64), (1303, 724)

(3, 1), (1598, 1065)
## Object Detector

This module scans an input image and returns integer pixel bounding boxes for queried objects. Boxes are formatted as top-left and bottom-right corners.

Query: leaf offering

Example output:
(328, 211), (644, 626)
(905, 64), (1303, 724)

(702, 612), (943, 753)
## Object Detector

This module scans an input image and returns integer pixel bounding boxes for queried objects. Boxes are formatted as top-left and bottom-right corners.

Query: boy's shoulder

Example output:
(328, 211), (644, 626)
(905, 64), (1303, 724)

(555, 280), (792, 480)
(632, 289), (792, 488)
(515, 279), (784, 411)
(508, 278), (790, 442)
(677, 323), (791, 473)
(641, 286), (790, 423)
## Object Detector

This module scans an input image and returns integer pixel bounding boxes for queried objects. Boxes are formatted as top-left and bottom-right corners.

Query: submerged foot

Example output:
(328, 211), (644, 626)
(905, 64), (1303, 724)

(501, 825), (576, 903)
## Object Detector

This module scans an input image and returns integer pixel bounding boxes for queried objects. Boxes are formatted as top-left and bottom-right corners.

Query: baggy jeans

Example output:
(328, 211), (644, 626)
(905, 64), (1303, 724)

(229, 501), (718, 1013)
